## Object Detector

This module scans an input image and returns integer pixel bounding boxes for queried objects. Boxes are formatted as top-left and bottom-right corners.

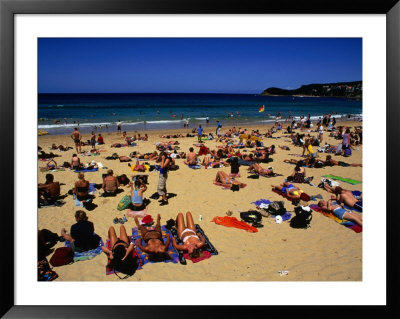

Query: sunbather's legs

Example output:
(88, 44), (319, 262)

(343, 211), (363, 226)
(119, 225), (129, 245)
(154, 214), (162, 234)
(185, 211), (196, 232)
(176, 213), (185, 237)
(323, 183), (336, 193)
(108, 226), (118, 248)
(134, 217), (149, 237)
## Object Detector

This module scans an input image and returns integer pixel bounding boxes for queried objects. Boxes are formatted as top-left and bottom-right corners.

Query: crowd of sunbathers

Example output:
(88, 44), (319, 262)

(38, 115), (362, 280)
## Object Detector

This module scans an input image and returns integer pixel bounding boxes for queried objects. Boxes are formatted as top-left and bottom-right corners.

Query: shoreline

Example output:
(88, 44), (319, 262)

(38, 116), (362, 137)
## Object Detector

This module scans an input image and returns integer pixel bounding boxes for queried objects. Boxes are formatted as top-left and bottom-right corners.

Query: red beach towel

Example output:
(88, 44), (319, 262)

(211, 216), (258, 233)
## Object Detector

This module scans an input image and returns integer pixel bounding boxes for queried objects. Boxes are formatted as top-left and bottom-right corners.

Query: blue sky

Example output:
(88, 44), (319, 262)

(38, 38), (362, 94)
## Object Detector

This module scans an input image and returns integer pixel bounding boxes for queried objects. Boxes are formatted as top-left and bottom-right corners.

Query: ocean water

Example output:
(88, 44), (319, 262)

(38, 93), (362, 135)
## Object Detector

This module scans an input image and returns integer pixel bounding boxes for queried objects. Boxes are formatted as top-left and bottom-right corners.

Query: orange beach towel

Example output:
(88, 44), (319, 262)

(211, 216), (258, 233)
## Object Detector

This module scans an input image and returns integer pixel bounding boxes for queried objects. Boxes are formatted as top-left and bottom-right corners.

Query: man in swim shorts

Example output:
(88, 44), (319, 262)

(71, 127), (82, 153)
(184, 147), (198, 165)
(323, 184), (362, 212)
(318, 199), (362, 226)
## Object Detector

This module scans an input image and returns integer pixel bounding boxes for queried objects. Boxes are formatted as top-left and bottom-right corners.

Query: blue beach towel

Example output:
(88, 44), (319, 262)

(132, 225), (179, 268)
(65, 236), (104, 262)
(74, 167), (99, 173)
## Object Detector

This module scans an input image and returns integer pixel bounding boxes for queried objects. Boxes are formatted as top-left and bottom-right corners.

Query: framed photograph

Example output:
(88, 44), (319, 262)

(1, 0), (398, 317)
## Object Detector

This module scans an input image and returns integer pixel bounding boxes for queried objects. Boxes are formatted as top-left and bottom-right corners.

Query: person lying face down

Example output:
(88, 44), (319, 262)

(134, 214), (171, 262)
(172, 212), (205, 259)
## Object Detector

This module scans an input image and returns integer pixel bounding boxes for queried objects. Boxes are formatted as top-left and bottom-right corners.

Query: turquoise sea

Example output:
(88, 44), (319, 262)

(38, 93), (362, 135)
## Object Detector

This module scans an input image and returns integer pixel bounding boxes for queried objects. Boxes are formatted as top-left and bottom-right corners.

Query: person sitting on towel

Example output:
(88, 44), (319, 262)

(71, 154), (83, 170)
(172, 211), (206, 259)
(38, 173), (61, 205)
(102, 169), (120, 196)
(134, 214), (171, 262)
(317, 199), (362, 226)
(247, 163), (274, 176)
(184, 147), (198, 165)
(323, 184), (362, 211)
(73, 173), (90, 201)
(61, 210), (100, 252)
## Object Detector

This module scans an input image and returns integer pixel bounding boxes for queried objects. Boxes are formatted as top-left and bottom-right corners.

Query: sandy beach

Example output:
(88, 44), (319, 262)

(37, 120), (362, 281)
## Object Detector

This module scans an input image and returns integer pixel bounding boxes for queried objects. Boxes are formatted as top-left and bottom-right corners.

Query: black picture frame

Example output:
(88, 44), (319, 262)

(1, 0), (399, 317)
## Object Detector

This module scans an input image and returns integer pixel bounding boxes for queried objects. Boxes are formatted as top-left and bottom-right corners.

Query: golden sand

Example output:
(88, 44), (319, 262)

(38, 120), (362, 281)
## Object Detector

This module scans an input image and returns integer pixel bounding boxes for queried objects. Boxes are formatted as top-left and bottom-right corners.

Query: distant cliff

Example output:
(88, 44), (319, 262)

(261, 81), (362, 99)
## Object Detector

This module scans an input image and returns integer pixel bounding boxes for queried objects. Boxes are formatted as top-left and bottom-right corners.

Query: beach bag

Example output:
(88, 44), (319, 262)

(267, 201), (286, 215)
(344, 148), (352, 157)
(230, 183), (240, 192)
(49, 247), (74, 267)
(38, 258), (59, 281)
(240, 211), (263, 227)
(290, 206), (312, 229)
(169, 164), (180, 171)
(117, 195), (132, 211)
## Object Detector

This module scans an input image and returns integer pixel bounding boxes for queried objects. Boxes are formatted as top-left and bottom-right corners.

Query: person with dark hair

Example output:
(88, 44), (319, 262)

(97, 133), (104, 144)
(71, 153), (82, 170)
(38, 173), (61, 205)
(102, 224), (137, 276)
(172, 212), (205, 259)
(342, 128), (351, 149)
(323, 155), (362, 167)
(73, 173), (90, 201)
(134, 214), (171, 262)
(247, 163), (274, 176)
(70, 127), (82, 153)
(230, 156), (241, 176)
(130, 179), (147, 211)
(90, 131), (96, 150)
(61, 210), (100, 252)
(157, 152), (172, 205)
(184, 147), (197, 165)
(291, 160), (306, 183)
(197, 124), (204, 143)
(317, 199), (362, 226)
(323, 184), (362, 211)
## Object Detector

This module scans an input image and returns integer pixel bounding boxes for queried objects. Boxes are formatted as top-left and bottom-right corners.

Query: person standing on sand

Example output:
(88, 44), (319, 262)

(216, 120), (222, 136)
(197, 124), (204, 143)
(157, 151), (172, 206)
(71, 127), (82, 153)
(117, 120), (122, 134)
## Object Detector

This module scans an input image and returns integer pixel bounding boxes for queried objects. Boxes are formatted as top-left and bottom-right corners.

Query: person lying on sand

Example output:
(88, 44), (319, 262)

(247, 163), (274, 176)
(134, 214), (171, 262)
(215, 171), (245, 188)
(323, 184), (362, 211)
(271, 182), (304, 202)
(317, 199), (362, 226)
(172, 212), (205, 259)
(324, 155), (362, 167)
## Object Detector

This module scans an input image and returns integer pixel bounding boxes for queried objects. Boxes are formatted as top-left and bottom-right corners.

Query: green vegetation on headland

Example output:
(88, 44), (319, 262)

(261, 81), (362, 99)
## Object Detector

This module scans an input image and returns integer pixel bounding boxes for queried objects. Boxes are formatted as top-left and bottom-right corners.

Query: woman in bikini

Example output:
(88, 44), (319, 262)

(102, 224), (137, 276)
(134, 214), (171, 262)
(73, 173), (90, 201)
(247, 163), (274, 176)
(172, 212), (205, 259)
(215, 171), (245, 188)
(271, 182), (304, 202)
